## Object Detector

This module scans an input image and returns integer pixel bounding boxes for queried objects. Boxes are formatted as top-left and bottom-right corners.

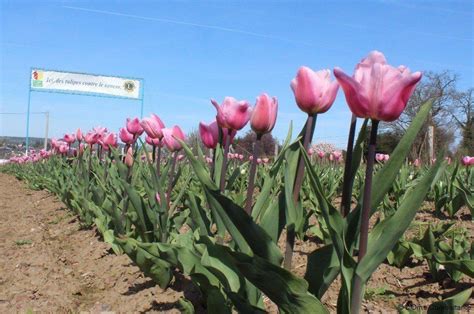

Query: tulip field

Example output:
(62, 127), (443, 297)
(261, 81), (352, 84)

(1, 52), (473, 313)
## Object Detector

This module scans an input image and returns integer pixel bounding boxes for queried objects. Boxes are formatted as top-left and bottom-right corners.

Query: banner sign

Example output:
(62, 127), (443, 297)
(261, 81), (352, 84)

(30, 69), (142, 99)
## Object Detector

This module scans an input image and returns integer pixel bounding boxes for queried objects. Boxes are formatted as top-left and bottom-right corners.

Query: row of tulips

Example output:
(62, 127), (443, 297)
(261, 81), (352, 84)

(3, 50), (473, 313)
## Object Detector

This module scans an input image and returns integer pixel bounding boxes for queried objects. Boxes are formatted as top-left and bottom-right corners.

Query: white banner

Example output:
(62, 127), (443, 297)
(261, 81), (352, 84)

(30, 69), (142, 99)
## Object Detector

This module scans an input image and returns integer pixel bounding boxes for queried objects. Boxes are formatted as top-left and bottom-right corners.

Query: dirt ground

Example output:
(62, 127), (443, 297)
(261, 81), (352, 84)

(0, 172), (473, 313)
(0, 173), (201, 313)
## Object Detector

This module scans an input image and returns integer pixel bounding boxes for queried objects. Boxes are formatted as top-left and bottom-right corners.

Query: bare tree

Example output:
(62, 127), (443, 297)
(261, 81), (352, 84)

(381, 71), (459, 160)
(450, 88), (474, 155)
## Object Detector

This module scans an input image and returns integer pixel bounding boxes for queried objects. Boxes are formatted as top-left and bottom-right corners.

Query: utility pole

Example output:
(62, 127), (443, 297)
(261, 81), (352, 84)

(428, 125), (434, 163)
(44, 111), (49, 150)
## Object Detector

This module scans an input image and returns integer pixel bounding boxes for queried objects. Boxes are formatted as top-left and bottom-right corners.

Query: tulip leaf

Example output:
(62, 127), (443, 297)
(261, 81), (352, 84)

(427, 287), (472, 314)
(356, 157), (444, 283)
(305, 244), (340, 299)
(346, 100), (433, 247)
(180, 140), (283, 265)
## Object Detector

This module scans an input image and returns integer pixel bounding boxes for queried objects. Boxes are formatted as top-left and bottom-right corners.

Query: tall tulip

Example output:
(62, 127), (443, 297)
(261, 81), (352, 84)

(85, 132), (100, 145)
(334, 51), (422, 314)
(334, 50), (422, 122)
(211, 97), (251, 191)
(211, 97), (251, 131)
(119, 128), (135, 145)
(126, 117), (144, 136)
(291, 67), (339, 115)
(140, 114), (165, 139)
(76, 128), (83, 142)
(245, 93), (278, 214)
(199, 120), (219, 149)
(250, 93), (278, 135)
(162, 126), (185, 152)
(284, 67), (339, 270)
(101, 133), (117, 150)
(63, 133), (76, 145)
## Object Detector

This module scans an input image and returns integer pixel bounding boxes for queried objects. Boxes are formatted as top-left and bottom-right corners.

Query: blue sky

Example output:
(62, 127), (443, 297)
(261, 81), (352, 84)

(1, 0), (472, 148)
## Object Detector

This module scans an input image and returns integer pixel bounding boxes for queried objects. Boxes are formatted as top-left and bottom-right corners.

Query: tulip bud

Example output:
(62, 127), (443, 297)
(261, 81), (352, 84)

(140, 114), (165, 139)
(291, 67), (339, 115)
(162, 126), (185, 152)
(250, 93), (278, 135)
(199, 120), (219, 149)
(125, 147), (134, 167)
(126, 117), (144, 136)
(119, 128), (135, 145)
(211, 97), (251, 130)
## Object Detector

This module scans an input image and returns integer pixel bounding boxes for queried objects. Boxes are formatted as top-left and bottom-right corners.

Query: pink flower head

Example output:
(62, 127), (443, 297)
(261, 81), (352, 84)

(199, 120), (219, 149)
(85, 132), (100, 145)
(119, 128), (135, 145)
(140, 114), (165, 139)
(76, 128), (83, 142)
(162, 125), (185, 152)
(58, 144), (68, 155)
(238, 154), (244, 160)
(211, 97), (251, 130)
(317, 151), (325, 159)
(291, 67), (339, 115)
(461, 156), (474, 166)
(414, 158), (421, 167)
(205, 157), (213, 164)
(262, 157), (269, 164)
(308, 148), (314, 156)
(251, 93), (278, 135)
(376, 153), (385, 162)
(63, 133), (76, 144)
(334, 51), (422, 122)
(177, 154), (185, 161)
(126, 117), (144, 136)
(101, 133), (117, 150)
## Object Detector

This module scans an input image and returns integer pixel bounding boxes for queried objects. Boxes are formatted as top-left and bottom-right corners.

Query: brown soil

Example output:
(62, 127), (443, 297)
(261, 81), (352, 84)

(0, 173), (201, 313)
(0, 172), (473, 313)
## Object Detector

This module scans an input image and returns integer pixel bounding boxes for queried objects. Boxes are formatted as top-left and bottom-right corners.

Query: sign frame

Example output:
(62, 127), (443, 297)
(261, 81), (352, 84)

(26, 67), (145, 152)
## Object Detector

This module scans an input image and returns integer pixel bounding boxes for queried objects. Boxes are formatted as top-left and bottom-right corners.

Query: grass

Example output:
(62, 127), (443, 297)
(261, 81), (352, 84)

(15, 239), (32, 246)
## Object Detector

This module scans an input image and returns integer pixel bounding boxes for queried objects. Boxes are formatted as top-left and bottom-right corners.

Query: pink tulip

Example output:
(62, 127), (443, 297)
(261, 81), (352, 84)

(461, 156), (474, 166)
(414, 158), (421, 167)
(140, 114), (165, 139)
(79, 143), (85, 155)
(93, 126), (108, 136)
(257, 158), (263, 164)
(58, 144), (68, 155)
(308, 148), (314, 156)
(126, 117), (144, 136)
(317, 151), (325, 159)
(162, 126), (185, 152)
(334, 51), (422, 122)
(211, 97), (251, 130)
(177, 154), (185, 161)
(125, 147), (133, 167)
(199, 120), (219, 149)
(238, 154), (244, 160)
(376, 153), (385, 162)
(63, 133), (76, 144)
(76, 129), (83, 142)
(291, 67), (339, 115)
(119, 128), (135, 145)
(85, 132), (100, 145)
(262, 157), (269, 164)
(101, 133), (117, 150)
(51, 138), (60, 149)
(205, 157), (213, 164)
(249, 156), (254, 161)
(250, 93), (278, 135)
(384, 154), (390, 161)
